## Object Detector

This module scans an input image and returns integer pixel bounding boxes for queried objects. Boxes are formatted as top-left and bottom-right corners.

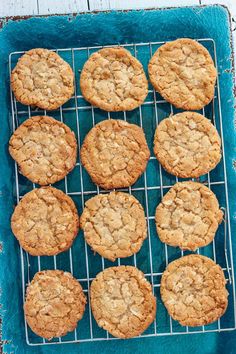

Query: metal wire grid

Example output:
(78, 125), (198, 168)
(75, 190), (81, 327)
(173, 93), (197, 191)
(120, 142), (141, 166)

(8, 38), (236, 346)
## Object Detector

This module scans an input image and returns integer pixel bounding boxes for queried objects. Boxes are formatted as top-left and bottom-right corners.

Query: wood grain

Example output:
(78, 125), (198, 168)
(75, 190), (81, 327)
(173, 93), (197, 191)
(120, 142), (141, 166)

(38, 0), (88, 14)
(1, 0), (236, 18)
(0, 0), (38, 16)
(107, 0), (202, 9)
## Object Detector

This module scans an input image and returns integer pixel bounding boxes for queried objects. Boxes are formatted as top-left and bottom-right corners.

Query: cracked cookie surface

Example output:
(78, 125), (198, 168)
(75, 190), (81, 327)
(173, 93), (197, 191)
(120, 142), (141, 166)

(80, 47), (148, 111)
(148, 38), (216, 110)
(155, 182), (223, 251)
(9, 115), (77, 185)
(161, 254), (228, 326)
(90, 266), (156, 338)
(11, 187), (79, 256)
(11, 48), (74, 110)
(24, 270), (86, 339)
(80, 119), (150, 189)
(154, 112), (221, 178)
(80, 192), (147, 261)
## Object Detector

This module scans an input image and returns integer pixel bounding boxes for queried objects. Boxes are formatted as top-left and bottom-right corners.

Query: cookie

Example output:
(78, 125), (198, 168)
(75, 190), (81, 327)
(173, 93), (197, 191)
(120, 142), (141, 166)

(24, 270), (86, 339)
(11, 48), (74, 110)
(90, 266), (156, 338)
(11, 186), (79, 256)
(148, 38), (217, 110)
(80, 47), (148, 111)
(155, 181), (223, 251)
(80, 192), (147, 261)
(161, 254), (228, 327)
(80, 119), (150, 189)
(154, 112), (221, 178)
(9, 115), (77, 185)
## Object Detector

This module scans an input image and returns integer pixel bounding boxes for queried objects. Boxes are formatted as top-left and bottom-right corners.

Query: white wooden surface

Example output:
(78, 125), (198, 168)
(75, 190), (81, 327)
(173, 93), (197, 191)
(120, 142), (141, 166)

(1, 0), (236, 18)
(1, 0), (236, 61)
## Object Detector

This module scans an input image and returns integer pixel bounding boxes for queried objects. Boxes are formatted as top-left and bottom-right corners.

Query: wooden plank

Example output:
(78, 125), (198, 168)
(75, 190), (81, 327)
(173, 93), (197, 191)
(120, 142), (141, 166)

(38, 0), (88, 15)
(88, 0), (111, 10)
(2, 0), (236, 17)
(0, 0), (38, 16)
(201, 0), (235, 9)
(90, 0), (200, 10)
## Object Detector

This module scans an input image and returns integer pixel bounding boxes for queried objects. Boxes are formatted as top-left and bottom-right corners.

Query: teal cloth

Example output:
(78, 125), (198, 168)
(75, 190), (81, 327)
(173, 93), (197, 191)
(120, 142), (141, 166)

(1, 5), (236, 354)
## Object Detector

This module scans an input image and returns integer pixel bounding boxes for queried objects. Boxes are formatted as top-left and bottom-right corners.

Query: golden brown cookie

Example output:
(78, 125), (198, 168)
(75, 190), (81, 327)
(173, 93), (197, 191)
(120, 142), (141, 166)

(80, 47), (148, 111)
(148, 38), (217, 110)
(155, 182), (223, 251)
(90, 266), (156, 338)
(9, 116), (77, 185)
(11, 187), (79, 256)
(154, 112), (221, 178)
(160, 254), (228, 327)
(24, 270), (86, 339)
(11, 48), (74, 110)
(80, 192), (147, 261)
(80, 119), (150, 189)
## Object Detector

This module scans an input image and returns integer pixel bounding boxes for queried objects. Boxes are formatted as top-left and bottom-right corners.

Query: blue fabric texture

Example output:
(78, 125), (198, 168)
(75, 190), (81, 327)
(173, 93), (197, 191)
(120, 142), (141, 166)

(0, 5), (236, 354)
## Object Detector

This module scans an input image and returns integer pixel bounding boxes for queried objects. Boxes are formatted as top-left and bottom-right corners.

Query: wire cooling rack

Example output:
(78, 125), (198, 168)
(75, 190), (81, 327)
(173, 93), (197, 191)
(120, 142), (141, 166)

(9, 39), (236, 346)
